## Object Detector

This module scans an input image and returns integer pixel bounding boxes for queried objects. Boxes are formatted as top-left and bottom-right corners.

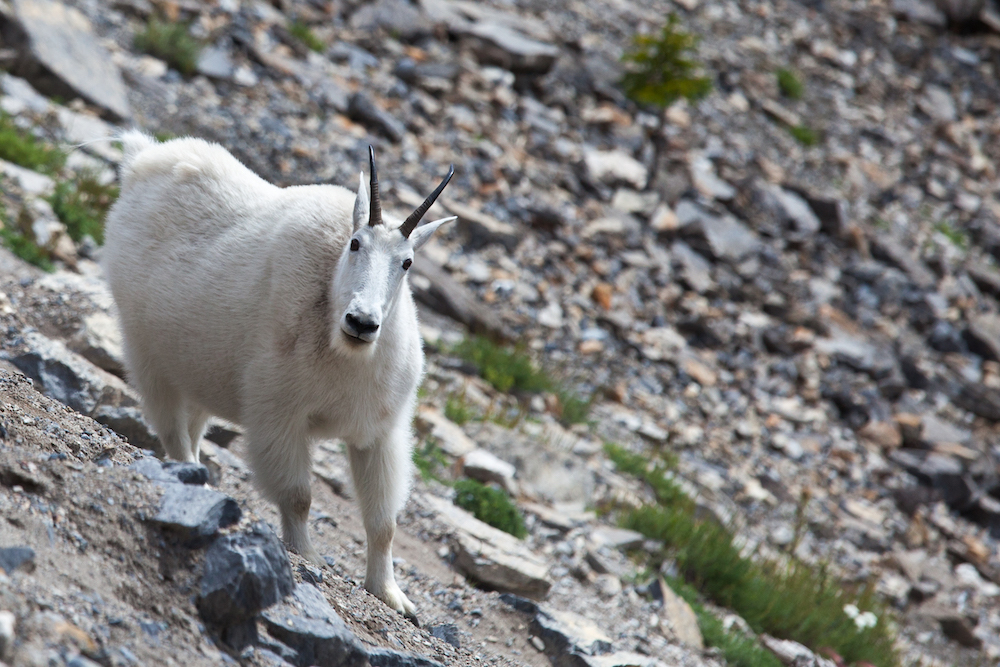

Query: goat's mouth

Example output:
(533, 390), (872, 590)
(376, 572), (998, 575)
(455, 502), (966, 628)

(341, 328), (376, 346)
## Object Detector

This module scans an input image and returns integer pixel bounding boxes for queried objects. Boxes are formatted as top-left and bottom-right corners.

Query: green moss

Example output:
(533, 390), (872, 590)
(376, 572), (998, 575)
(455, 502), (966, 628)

(48, 171), (118, 245)
(289, 20), (325, 53)
(620, 14), (712, 109)
(776, 68), (804, 100)
(453, 479), (527, 538)
(0, 114), (65, 175)
(788, 124), (819, 146)
(134, 17), (201, 76)
(605, 444), (898, 667)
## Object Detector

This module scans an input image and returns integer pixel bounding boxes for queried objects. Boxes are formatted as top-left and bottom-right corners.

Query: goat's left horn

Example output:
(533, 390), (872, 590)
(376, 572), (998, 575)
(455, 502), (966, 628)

(368, 146), (382, 227)
(400, 164), (455, 239)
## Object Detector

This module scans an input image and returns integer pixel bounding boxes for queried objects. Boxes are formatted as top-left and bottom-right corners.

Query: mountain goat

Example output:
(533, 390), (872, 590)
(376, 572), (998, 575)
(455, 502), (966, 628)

(103, 131), (455, 623)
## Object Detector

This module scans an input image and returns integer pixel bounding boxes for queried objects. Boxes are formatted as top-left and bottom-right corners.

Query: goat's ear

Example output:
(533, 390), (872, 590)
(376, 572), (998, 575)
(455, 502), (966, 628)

(410, 216), (457, 251)
(352, 172), (368, 233)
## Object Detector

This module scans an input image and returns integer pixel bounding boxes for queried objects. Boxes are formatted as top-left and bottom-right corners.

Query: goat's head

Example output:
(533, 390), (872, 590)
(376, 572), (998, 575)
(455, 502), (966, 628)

(333, 147), (455, 351)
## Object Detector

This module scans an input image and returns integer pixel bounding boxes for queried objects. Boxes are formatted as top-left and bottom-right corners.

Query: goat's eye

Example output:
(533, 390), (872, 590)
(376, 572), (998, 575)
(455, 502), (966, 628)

(350, 238), (360, 252)
(402, 258), (412, 270)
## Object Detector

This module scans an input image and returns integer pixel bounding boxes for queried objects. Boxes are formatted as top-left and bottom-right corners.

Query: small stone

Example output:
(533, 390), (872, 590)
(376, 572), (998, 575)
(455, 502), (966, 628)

(0, 546), (35, 574)
(590, 526), (644, 550)
(459, 449), (518, 494)
(0, 610), (14, 659)
(429, 623), (460, 649)
(530, 635), (545, 652)
(532, 606), (612, 658)
(689, 153), (736, 201)
(857, 421), (902, 450)
(583, 149), (648, 189)
(683, 358), (717, 387)
(594, 573), (622, 598)
(650, 203), (679, 232)
(592, 283), (613, 310)
(414, 406), (476, 457)
(464, 22), (558, 74)
(347, 92), (406, 143)
(657, 578), (703, 648)
(917, 85), (957, 122)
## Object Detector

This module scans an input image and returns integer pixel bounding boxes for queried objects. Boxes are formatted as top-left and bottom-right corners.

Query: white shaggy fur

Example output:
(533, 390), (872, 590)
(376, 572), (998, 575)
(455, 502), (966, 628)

(103, 131), (455, 621)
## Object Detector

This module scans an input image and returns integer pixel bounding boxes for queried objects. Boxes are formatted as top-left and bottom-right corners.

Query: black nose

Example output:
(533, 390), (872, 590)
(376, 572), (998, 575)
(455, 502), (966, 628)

(346, 313), (379, 335)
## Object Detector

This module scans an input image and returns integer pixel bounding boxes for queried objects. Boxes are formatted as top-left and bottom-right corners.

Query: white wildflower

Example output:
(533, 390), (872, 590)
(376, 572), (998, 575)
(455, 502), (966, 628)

(843, 603), (860, 619)
(855, 611), (878, 630)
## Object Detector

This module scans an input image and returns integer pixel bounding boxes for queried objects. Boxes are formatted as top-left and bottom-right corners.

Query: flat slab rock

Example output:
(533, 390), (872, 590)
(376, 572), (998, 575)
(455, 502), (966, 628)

(423, 494), (551, 599)
(152, 483), (242, 545)
(2, 0), (131, 120)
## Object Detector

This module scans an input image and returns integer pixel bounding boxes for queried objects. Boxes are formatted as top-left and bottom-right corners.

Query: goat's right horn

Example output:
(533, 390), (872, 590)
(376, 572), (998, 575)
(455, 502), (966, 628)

(399, 164), (455, 239)
(368, 146), (382, 227)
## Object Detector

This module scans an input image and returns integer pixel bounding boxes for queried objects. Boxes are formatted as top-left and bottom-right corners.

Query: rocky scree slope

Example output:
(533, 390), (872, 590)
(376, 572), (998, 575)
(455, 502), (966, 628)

(1, 0), (1000, 665)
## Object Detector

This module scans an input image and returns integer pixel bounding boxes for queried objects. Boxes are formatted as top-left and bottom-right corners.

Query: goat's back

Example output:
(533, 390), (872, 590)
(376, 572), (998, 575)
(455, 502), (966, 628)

(103, 135), (356, 420)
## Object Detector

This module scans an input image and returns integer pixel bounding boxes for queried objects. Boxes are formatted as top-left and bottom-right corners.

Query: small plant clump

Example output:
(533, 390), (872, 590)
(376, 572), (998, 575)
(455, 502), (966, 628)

(0, 205), (54, 272)
(933, 220), (968, 249)
(444, 392), (476, 426)
(776, 68), (804, 100)
(48, 171), (118, 245)
(620, 14), (713, 109)
(0, 113), (65, 175)
(788, 124), (819, 146)
(453, 336), (591, 425)
(134, 17), (201, 76)
(289, 20), (326, 53)
(453, 479), (527, 539)
(605, 444), (898, 667)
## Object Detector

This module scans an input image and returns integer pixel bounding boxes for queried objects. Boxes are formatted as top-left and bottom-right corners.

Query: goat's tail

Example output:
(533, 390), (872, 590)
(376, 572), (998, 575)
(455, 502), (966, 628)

(117, 129), (157, 180)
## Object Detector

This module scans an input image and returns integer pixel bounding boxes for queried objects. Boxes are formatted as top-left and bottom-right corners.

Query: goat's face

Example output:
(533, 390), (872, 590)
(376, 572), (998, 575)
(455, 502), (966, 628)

(333, 148), (455, 353)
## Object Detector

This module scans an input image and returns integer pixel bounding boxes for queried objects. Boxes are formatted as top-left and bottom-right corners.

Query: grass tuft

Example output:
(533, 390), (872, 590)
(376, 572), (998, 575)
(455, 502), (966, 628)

(453, 479), (527, 538)
(605, 444), (898, 667)
(453, 336), (591, 425)
(444, 392), (476, 426)
(934, 220), (968, 249)
(48, 171), (118, 245)
(289, 20), (326, 53)
(0, 205), (54, 271)
(412, 439), (449, 483)
(776, 68), (804, 100)
(134, 17), (201, 76)
(0, 113), (65, 175)
(788, 124), (819, 146)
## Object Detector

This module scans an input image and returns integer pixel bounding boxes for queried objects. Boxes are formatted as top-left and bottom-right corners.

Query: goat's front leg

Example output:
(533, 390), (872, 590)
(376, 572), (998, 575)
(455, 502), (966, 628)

(245, 421), (323, 564)
(347, 430), (416, 624)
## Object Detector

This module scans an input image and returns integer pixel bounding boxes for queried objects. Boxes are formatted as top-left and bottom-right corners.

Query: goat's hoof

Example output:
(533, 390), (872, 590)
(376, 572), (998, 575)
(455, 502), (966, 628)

(403, 609), (420, 627)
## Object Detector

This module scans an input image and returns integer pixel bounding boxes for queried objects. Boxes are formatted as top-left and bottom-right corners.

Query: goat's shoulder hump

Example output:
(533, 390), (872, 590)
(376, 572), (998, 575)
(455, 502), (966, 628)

(127, 137), (263, 188)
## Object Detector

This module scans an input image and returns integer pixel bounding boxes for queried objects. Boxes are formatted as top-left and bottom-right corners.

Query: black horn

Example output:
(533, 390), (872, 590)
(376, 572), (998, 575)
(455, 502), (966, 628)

(368, 146), (382, 227)
(399, 164), (454, 239)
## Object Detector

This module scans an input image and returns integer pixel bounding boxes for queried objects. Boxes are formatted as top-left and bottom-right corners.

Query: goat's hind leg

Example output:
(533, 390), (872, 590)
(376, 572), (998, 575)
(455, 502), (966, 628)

(347, 429), (417, 624)
(135, 376), (196, 463)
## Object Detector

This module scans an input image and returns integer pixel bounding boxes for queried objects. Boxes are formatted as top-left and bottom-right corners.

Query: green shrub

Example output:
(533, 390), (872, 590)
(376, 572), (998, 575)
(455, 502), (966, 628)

(48, 171), (118, 244)
(605, 445), (898, 667)
(788, 124), (819, 146)
(453, 479), (527, 538)
(0, 114), (65, 175)
(289, 20), (325, 53)
(776, 68), (804, 100)
(620, 14), (712, 109)
(134, 17), (201, 76)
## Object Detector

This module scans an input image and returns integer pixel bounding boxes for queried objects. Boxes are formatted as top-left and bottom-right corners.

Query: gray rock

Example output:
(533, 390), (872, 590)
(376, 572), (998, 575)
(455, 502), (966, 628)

(460, 448), (518, 494)
(464, 22), (558, 74)
(7, 331), (133, 416)
(347, 92), (406, 143)
(261, 584), (368, 667)
(966, 312), (1000, 361)
(870, 235), (936, 288)
(760, 635), (837, 667)
(589, 527), (644, 551)
(368, 648), (445, 667)
(350, 0), (434, 41)
(414, 407), (476, 457)
(671, 241), (714, 294)
(1, 0), (131, 120)
(892, 0), (947, 25)
(655, 578), (702, 648)
(954, 383), (1000, 421)
(152, 484), (242, 545)
(681, 212), (760, 263)
(198, 523), (294, 626)
(69, 312), (125, 377)
(197, 45), (235, 80)
(689, 154), (735, 201)
(424, 495), (551, 599)
(92, 404), (161, 455)
(0, 158), (54, 196)
(757, 184), (822, 238)
(429, 623), (460, 648)
(0, 546), (35, 574)
(532, 606), (613, 666)
(162, 461), (211, 485)
(583, 149), (648, 190)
